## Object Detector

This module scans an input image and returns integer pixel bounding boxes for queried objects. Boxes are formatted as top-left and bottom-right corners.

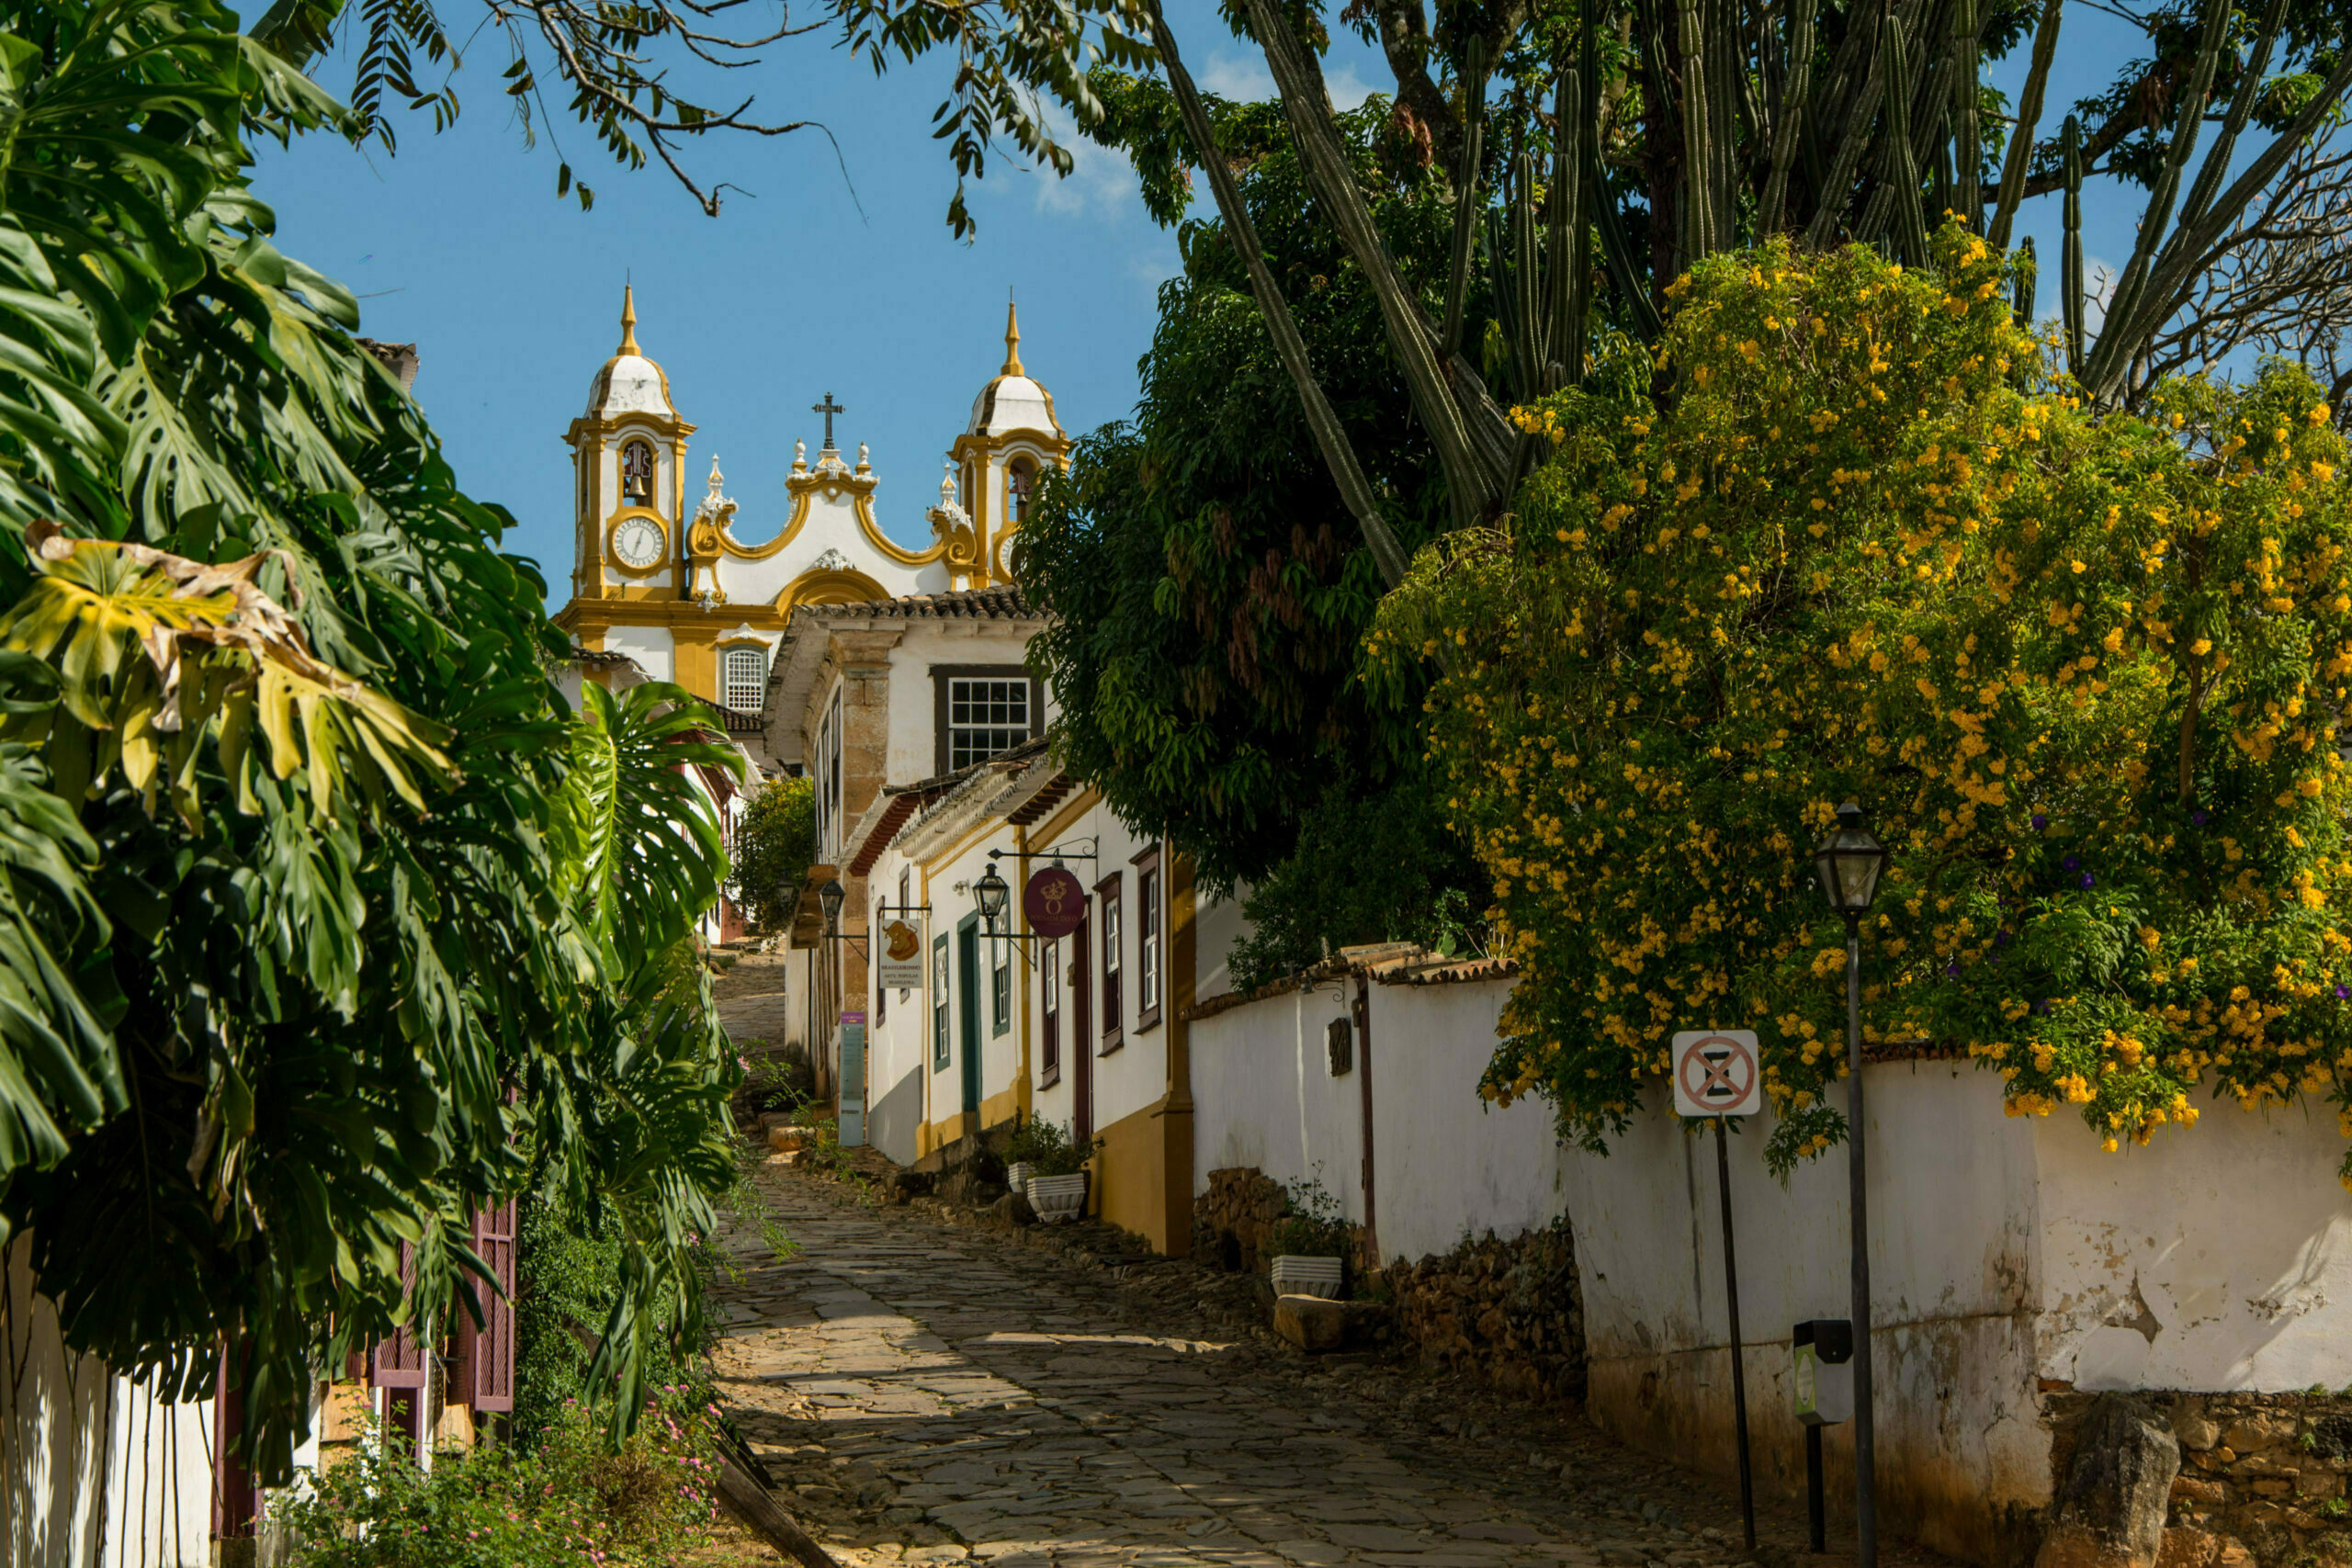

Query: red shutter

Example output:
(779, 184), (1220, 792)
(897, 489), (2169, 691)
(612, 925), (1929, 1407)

(368, 1243), (429, 1390)
(210, 1342), (259, 1540)
(451, 1201), (517, 1412)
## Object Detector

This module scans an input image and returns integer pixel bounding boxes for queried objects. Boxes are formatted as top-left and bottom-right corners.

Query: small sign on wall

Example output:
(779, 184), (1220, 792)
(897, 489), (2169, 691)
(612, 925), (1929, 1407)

(1671, 1030), (1761, 1119)
(840, 1012), (866, 1148)
(877, 917), (924, 990)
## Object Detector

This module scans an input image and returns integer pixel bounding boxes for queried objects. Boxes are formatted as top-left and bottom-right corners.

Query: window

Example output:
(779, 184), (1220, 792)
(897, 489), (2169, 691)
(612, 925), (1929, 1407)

(931, 666), (1041, 773)
(932, 933), (951, 1071)
(1041, 940), (1060, 1087)
(992, 932), (1012, 1036)
(948, 679), (1026, 768)
(1097, 874), (1122, 1052)
(620, 439), (655, 504)
(1135, 845), (1162, 1032)
(722, 647), (766, 712)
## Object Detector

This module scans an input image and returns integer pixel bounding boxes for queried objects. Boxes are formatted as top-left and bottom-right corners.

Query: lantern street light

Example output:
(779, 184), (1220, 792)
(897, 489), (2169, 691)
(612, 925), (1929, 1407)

(1813, 801), (1887, 1568)
(974, 863), (1012, 932)
(818, 876), (847, 933)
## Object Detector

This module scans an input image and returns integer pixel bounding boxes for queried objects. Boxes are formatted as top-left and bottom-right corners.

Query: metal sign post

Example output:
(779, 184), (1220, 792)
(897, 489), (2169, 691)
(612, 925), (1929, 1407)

(839, 1012), (866, 1148)
(1671, 1031), (1758, 1554)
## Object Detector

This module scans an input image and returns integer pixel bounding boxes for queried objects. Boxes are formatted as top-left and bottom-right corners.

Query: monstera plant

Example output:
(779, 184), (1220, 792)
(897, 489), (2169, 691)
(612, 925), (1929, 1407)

(0, 0), (742, 1481)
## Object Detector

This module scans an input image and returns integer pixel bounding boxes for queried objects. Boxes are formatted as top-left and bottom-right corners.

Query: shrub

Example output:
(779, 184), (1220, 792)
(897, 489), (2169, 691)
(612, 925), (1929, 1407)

(271, 1396), (724, 1567)
(1269, 1174), (1351, 1259)
(1374, 231), (2352, 1177)
(1004, 1116), (1097, 1178)
(732, 775), (816, 934)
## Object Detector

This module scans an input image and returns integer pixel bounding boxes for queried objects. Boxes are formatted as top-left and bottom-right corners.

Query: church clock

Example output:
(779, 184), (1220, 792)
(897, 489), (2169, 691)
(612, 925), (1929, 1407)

(610, 515), (665, 570)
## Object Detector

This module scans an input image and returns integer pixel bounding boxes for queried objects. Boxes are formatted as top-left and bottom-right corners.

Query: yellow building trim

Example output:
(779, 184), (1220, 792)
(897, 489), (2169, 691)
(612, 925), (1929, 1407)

(775, 567), (892, 614)
(1089, 1093), (1182, 1247)
(711, 464), (951, 570)
(1026, 785), (1102, 860)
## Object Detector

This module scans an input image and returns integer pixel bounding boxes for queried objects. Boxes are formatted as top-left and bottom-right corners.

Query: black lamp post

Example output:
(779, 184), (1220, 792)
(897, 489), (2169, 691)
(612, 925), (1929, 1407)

(1813, 801), (1887, 1568)
(818, 876), (847, 934)
(974, 864), (1012, 932)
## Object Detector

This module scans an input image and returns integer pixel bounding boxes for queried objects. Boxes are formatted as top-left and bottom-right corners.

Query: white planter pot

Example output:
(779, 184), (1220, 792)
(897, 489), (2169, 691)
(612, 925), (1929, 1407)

(1270, 1255), (1346, 1300)
(1005, 1162), (1035, 1198)
(1026, 1172), (1088, 1224)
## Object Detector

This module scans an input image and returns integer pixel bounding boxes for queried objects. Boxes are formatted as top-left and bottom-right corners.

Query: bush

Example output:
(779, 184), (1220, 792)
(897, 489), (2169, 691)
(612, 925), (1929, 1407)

(271, 1396), (724, 1567)
(514, 1189), (716, 1451)
(1268, 1173), (1351, 1260)
(1003, 1116), (1096, 1178)
(1375, 231), (2352, 1178)
(732, 775), (816, 934)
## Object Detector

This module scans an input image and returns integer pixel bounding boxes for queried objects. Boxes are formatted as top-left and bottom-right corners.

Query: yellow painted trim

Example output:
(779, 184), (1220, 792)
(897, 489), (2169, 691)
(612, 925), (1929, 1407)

(1027, 785), (1103, 861)
(1090, 1093), (1175, 1247)
(978, 1084), (1018, 1133)
(775, 567), (892, 614)
(715, 467), (951, 570)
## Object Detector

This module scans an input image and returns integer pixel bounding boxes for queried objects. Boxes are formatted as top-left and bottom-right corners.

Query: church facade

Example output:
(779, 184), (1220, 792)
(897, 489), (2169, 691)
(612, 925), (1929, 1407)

(549, 288), (1067, 748)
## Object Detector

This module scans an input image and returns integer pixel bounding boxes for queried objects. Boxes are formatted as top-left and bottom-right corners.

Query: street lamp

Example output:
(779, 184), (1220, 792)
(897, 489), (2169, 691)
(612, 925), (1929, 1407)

(974, 863), (1012, 932)
(818, 876), (847, 934)
(1813, 800), (1886, 1568)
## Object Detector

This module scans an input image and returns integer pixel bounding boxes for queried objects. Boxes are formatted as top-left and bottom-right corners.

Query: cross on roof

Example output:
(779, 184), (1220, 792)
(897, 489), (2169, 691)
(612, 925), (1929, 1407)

(812, 391), (845, 451)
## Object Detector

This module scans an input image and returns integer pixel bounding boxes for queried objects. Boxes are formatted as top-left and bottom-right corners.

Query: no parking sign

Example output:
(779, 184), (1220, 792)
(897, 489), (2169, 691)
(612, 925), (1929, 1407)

(1672, 1030), (1761, 1118)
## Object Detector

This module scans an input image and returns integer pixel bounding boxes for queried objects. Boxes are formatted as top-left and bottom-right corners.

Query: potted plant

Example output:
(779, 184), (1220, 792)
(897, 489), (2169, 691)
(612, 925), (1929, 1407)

(1268, 1175), (1351, 1299)
(1009, 1117), (1095, 1223)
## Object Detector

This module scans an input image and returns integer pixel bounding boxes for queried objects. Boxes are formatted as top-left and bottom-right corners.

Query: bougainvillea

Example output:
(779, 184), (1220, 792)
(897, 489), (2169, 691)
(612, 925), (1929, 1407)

(1371, 231), (2352, 1178)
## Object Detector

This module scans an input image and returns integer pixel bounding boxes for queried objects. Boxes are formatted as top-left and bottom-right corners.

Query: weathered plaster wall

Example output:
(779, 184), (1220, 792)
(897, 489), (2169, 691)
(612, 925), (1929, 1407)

(2030, 1100), (2352, 1393)
(1370, 978), (1569, 1267)
(1562, 1058), (2050, 1567)
(1190, 986), (1364, 1225)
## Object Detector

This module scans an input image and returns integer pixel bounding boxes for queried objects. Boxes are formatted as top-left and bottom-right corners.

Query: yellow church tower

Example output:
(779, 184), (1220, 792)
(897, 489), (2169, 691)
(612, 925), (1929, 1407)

(564, 288), (695, 604)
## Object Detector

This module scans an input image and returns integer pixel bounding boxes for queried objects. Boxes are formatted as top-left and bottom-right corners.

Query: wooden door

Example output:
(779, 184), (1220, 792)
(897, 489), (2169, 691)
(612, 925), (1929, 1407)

(956, 918), (982, 1118)
(1071, 906), (1093, 1147)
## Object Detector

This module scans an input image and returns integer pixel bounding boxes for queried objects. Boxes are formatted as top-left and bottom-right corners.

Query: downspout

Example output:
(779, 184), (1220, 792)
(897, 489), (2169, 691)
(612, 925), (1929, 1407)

(1354, 974), (1379, 1271)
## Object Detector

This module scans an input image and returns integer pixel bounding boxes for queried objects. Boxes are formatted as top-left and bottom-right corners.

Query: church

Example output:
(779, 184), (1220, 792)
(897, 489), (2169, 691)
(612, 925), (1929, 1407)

(549, 286), (1069, 750)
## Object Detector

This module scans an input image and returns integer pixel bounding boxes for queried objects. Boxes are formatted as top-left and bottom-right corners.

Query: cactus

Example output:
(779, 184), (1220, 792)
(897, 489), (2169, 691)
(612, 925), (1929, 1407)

(2061, 113), (2084, 378)
(2012, 234), (2038, 326)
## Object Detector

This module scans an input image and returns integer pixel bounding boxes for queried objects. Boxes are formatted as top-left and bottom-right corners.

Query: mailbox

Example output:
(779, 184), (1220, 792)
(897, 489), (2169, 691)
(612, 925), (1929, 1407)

(1792, 1318), (1854, 1427)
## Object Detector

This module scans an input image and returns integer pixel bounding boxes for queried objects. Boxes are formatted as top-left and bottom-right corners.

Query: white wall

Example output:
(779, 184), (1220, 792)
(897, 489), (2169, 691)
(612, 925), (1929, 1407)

(1370, 979), (1572, 1266)
(1, 1243), (216, 1568)
(2030, 1098), (2352, 1393)
(1191, 984), (1364, 1225)
(603, 624), (673, 682)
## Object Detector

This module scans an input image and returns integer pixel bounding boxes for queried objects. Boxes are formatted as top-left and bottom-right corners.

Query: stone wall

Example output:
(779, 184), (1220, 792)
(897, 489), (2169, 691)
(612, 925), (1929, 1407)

(1191, 1167), (1290, 1274)
(2051, 1392), (2352, 1568)
(1378, 1223), (1586, 1402)
(1191, 1165), (1587, 1399)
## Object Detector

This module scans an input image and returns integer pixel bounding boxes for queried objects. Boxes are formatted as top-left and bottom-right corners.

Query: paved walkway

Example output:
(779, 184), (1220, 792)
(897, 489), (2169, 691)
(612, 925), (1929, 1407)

(707, 1168), (1894, 1568)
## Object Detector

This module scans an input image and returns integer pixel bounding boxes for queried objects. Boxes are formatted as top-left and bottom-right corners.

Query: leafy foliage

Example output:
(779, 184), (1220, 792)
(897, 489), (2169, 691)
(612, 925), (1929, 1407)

(0, 0), (744, 1483)
(1374, 231), (2352, 1177)
(272, 1395), (727, 1567)
(731, 773), (814, 935)
(251, 0), (1155, 230)
(1020, 98), (1461, 897)
(1003, 1112), (1095, 1177)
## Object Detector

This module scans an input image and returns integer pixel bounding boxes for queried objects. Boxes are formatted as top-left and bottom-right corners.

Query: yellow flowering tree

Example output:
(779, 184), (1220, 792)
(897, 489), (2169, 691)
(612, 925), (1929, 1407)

(1371, 231), (2352, 1177)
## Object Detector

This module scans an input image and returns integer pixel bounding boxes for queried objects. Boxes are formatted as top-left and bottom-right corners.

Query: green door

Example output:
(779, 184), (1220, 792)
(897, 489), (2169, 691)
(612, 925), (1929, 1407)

(956, 916), (982, 1117)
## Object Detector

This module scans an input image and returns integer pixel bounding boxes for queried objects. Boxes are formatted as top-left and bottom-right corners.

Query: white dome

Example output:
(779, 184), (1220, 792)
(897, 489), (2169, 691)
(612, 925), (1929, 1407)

(967, 373), (1058, 438)
(587, 353), (675, 420)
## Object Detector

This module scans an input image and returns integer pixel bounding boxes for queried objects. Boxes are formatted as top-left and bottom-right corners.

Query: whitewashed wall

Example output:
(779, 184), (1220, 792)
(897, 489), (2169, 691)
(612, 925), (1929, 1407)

(1191, 984), (1365, 1225)
(1369, 979), (1572, 1266)
(1, 1243), (216, 1568)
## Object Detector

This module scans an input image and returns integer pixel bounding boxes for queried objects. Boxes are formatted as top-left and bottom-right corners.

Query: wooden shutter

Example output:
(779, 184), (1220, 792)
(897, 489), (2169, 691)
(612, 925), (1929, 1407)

(368, 1243), (429, 1390)
(210, 1342), (259, 1540)
(450, 1200), (518, 1412)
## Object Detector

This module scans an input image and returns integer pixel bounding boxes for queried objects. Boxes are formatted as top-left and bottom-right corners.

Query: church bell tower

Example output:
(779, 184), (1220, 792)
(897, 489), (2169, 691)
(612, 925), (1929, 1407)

(565, 288), (696, 601)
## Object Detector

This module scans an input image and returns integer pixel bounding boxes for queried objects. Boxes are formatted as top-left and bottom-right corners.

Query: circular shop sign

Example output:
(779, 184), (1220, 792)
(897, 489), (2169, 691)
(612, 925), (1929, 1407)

(1023, 864), (1087, 940)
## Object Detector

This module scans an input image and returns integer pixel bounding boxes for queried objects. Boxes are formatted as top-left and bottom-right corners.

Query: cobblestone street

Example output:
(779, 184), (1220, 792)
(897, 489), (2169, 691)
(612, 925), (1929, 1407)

(707, 1163), (1930, 1568)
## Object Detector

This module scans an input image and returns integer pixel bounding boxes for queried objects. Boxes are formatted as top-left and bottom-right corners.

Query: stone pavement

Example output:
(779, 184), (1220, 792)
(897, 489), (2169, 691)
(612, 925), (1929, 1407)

(706, 1168), (1944, 1568)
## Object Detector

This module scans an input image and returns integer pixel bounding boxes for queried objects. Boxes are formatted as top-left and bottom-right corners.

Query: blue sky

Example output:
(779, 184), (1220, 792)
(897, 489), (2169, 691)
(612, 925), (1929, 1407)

(253, 2), (2164, 604)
